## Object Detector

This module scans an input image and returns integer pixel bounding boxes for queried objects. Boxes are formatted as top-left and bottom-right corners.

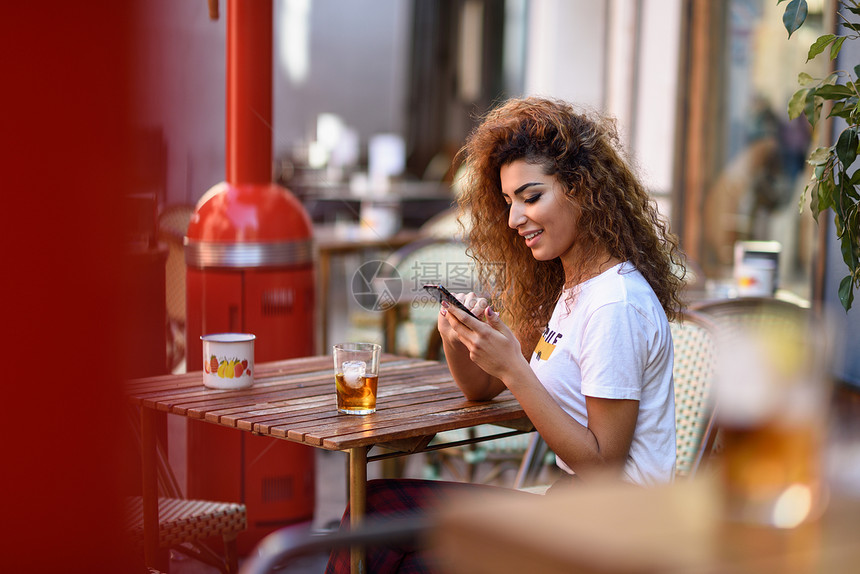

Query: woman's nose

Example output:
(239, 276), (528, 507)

(508, 202), (526, 229)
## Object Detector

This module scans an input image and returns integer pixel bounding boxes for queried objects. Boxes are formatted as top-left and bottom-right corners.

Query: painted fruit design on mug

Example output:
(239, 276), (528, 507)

(204, 355), (251, 379)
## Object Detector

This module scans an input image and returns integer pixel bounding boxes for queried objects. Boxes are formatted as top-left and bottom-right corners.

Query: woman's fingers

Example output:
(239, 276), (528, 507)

(460, 292), (490, 316)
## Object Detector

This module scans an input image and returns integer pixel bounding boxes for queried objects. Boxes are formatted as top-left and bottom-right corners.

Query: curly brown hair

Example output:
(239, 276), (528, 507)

(457, 97), (686, 352)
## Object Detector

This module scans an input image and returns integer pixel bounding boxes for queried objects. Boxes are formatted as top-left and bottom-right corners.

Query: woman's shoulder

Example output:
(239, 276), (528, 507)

(580, 264), (667, 324)
(581, 261), (649, 298)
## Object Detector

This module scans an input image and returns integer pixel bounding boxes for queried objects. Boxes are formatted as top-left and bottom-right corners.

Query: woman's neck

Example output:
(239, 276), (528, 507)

(562, 249), (623, 288)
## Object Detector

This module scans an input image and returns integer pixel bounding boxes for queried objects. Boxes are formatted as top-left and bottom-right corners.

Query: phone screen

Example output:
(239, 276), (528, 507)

(423, 284), (479, 319)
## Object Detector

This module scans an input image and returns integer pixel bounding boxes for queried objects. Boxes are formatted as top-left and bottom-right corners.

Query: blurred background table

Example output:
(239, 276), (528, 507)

(314, 225), (426, 354)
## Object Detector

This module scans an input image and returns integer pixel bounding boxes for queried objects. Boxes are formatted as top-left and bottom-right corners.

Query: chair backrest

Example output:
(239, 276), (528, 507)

(379, 237), (475, 358)
(157, 204), (195, 325)
(671, 310), (719, 478)
(689, 296), (810, 340)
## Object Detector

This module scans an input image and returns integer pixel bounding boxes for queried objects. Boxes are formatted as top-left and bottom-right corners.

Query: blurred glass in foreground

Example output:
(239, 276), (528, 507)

(715, 311), (832, 528)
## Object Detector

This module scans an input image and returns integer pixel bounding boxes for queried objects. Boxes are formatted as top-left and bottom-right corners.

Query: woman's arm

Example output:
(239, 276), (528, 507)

(443, 304), (639, 480)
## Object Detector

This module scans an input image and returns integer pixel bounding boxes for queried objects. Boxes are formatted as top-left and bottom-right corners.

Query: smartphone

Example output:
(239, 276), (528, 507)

(423, 284), (479, 319)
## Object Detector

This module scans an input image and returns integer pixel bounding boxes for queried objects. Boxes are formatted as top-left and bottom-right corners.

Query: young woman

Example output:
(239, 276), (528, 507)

(326, 97), (685, 573)
(438, 96), (685, 486)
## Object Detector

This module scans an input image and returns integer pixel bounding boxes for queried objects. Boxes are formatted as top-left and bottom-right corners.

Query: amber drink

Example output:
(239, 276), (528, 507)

(715, 317), (830, 528)
(333, 343), (381, 414)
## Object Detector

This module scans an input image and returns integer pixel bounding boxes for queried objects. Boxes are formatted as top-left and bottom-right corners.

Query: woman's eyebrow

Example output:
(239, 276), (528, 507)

(512, 182), (542, 195)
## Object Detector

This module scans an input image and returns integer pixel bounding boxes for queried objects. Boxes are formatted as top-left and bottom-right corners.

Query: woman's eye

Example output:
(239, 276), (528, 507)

(524, 194), (541, 204)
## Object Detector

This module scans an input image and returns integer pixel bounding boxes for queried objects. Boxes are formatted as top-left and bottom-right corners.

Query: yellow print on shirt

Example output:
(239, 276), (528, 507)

(533, 327), (563, 361)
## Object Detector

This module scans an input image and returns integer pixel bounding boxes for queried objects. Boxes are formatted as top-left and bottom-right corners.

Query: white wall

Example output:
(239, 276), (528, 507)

(523, 0), (607, 108)
(634, 0), (681, 199)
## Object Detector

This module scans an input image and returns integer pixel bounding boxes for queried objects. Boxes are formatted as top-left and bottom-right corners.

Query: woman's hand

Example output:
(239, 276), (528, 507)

(436, 292), (488, 348)
(440, 294), (525, 383)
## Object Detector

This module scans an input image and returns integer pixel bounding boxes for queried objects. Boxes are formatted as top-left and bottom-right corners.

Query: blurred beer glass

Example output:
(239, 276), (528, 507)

(715, 313), (831, 528)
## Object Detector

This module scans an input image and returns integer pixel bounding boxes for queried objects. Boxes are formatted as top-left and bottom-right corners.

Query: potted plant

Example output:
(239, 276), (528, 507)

(781, 0), (860, 311)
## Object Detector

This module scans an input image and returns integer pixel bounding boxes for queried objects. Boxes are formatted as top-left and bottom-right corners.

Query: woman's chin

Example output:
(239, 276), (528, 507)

(529, 248), (553, 261)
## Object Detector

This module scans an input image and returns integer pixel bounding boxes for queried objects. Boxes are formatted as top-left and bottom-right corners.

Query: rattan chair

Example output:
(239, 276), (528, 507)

(689, 295), (810, 339)
(671, 309), (720, 478)
(126, 407), (247, 573)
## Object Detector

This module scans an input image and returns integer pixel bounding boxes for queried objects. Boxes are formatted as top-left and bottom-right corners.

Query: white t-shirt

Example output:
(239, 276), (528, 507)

(529, 262), (676, 485)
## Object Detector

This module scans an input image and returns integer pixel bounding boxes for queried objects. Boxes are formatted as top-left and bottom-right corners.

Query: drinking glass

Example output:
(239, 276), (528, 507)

(333, 342), (381, 414)
(715, 316), (831, 528)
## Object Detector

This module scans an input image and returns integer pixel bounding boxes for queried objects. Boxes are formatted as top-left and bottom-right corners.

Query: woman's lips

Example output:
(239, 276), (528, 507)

(524, 229), (543, 247)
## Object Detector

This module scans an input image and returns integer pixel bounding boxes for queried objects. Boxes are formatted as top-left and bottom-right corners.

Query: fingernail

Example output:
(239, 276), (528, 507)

(441, 300), (449, 308)
(440, 307), (447, 316)
(487, 306), (495, 317)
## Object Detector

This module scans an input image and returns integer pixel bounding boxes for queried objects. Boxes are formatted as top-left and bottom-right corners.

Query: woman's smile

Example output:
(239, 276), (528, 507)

(522, 229), (544, 247)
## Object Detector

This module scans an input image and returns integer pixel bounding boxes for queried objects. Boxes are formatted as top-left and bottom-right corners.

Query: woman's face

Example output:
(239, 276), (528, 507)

(500, 159), (583, 266)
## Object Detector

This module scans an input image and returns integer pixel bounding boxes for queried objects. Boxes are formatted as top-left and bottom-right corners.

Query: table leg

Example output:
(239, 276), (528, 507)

(349, 446), (368, 574)
(140, 407), (168, 571)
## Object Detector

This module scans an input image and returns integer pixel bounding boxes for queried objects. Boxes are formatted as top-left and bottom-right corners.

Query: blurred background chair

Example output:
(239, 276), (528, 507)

(126, 407), (247, 573)
(690, 295), (809, 338)
(379, 236), (473, 359)
(157, 204), (195, 372)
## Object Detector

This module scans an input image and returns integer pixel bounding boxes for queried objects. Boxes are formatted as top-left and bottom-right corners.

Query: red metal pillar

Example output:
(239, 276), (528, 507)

(227, 0), (272, 185)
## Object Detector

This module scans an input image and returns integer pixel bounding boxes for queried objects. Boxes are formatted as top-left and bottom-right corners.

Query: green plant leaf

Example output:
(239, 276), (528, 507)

(789, 88), (811, 119)
(831, 36), (848, 60)
(814, 84), (856, 99)
(807, 34), (836, 61)
(798, 72), (817, 86)
(810, 180), (821, 220)
(819, 178), (835, 211)
(807, 146), (832, 165)
(783, 0), (809, 38)
(827, 101), (850, 119)
(804, 90), (822, 125)
(834, 209), (845, 236)
(839, 275), (855, 311)
(836, 128), (859, 168)
(840, 228), (858, 271)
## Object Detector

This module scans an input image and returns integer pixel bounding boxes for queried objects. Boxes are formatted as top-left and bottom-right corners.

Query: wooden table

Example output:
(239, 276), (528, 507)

(127, 354), (531, 573)
(432, 476), (860, 573)
(314, 226), (425, 354)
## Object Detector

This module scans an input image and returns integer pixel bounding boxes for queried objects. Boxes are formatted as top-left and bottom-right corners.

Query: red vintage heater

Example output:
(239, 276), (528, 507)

(184, 0), (316, 553)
